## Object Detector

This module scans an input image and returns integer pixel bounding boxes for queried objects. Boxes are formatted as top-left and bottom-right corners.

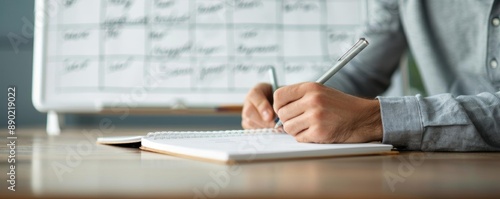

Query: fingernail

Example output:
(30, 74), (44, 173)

(262, 110), (270, 121)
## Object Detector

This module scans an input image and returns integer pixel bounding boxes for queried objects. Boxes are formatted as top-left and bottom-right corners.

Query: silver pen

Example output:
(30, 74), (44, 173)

(268, 67), (280, 125)
(274, 38), (369, 129)
(268, 67), (278, 92)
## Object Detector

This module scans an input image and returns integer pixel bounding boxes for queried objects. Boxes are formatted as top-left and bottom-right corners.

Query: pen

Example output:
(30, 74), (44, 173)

(274, 38), (369, 129)
(268, 67), (280, 124)
(268, 66), (278, 92)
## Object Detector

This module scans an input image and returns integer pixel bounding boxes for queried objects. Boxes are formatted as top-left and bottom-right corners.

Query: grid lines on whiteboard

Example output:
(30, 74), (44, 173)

(46, 0), (368, 93)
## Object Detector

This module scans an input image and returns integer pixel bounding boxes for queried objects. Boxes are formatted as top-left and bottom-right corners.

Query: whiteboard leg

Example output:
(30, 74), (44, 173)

(47, 111), (64, 135)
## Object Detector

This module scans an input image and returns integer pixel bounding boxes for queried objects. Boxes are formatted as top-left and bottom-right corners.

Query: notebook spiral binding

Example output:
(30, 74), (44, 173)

(146, 128), (284, 140)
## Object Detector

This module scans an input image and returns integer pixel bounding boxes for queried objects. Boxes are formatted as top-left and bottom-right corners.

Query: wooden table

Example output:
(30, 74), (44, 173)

(2, 127), (500, 198)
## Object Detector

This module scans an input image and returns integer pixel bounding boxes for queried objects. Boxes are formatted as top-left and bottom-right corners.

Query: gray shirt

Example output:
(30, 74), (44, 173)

(327, 0), (500, 151)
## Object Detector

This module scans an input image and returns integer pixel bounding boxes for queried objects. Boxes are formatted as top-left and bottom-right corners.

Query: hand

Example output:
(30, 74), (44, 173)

(241, 83), (276, 129)
(273, 82), (383, 143)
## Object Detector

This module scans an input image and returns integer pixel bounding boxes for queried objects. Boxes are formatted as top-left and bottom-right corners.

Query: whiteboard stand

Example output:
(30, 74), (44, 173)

(46, 111), (64, 136)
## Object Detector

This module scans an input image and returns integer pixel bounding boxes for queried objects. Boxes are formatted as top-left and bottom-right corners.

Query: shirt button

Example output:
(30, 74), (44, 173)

(491, 59), (498, 69)
(492, 18), (500, 26)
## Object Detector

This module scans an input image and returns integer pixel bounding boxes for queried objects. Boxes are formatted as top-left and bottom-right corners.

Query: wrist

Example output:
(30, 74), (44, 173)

(364, 99), (383, 142)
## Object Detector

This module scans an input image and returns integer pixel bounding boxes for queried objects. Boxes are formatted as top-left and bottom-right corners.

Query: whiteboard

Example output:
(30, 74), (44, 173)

(33, 0), (369, 113)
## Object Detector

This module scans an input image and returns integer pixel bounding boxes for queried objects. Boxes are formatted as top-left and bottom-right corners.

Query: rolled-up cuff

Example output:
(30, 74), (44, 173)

(377, 96), (424, 150)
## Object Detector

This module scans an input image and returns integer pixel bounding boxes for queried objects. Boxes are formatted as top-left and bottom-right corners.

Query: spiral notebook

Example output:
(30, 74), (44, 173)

(98, 128), (394, 164)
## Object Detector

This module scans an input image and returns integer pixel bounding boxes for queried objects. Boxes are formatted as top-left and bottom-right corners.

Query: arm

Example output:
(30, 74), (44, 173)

(278, 0), (500, 151)
(380, 92), (500, 151)
(272, 82), (500, 151)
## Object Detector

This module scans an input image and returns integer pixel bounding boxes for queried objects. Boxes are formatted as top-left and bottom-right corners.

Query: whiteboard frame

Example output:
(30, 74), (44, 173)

(32, 0), (48, 112)
(33, 0), (104, 113)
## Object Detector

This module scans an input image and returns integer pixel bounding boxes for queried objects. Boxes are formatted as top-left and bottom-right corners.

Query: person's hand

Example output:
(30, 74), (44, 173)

(273, 82), (383, 143)
(242, 83), (276, 129)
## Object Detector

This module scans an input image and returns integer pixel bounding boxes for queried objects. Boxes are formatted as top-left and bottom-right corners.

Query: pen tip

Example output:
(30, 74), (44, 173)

(274, 121), (283, 129)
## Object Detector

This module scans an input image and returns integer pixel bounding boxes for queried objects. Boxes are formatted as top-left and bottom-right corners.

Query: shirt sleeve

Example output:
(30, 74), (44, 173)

(326, 0), (500, 151)
(379, 92), (500, 151)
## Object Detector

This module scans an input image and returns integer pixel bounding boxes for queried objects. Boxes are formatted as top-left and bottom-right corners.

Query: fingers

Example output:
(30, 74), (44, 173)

(242, 100), (274, 129)
(273, 82), (324, 131)
(255, 100), (273, 121)
(281, 111), (310, 136)
(248, 83), (274, 121)
(276, 97), (305, 122)
(273, 82), (323, 113)
(280, 108), (333, 143)
(272, 82), (347, 143)
(242, 83), (275, 129)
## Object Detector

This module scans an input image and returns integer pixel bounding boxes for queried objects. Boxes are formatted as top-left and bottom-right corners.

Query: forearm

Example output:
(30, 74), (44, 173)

(378, 92), (500, 151)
